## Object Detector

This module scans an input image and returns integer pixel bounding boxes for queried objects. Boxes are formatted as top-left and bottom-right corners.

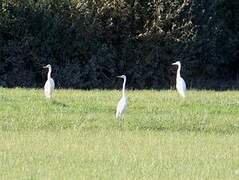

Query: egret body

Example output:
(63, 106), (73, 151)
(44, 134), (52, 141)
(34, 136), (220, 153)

(116, 75), (127, 119)
(172, 61), (186, 98)
(43, 64), (55, 98)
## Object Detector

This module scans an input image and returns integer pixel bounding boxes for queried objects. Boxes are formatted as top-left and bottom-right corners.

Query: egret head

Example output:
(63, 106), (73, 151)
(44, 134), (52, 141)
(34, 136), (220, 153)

(43, 64), (51, 69)
(172, 61), (181, 66)
(117, 75), (126, 79)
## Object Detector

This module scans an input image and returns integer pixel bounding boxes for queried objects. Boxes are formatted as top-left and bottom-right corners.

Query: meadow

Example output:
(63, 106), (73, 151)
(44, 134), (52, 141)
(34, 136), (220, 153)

(0, 88), (238, 179)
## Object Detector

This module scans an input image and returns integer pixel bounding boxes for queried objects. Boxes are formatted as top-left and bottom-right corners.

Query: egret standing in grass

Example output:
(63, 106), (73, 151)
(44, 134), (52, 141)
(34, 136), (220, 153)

(43, 64), (55, 98)
(172, 61), (186, 98)
(116, 75), (127, 119)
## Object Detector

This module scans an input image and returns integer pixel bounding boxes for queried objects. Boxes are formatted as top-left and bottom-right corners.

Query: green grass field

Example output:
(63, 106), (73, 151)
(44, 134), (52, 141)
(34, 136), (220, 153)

(0, 88), (239, 179)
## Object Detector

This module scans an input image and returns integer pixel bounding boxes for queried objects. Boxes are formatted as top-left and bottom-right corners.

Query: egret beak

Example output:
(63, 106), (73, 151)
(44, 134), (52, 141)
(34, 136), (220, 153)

(116, 76), (122, 78)
(43, 66), (47, 68)
(172, 62), (177, 65)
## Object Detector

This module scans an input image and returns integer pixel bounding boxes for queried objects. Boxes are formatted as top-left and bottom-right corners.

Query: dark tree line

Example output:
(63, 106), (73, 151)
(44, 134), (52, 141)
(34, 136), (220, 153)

(0, 0), (238, 89)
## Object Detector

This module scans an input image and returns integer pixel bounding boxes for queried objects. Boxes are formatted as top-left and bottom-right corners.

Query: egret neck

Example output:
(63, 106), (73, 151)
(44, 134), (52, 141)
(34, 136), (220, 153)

(47, 67), (52, 80)
(176, 63), (181, 80)
(122, 77), (126, 97)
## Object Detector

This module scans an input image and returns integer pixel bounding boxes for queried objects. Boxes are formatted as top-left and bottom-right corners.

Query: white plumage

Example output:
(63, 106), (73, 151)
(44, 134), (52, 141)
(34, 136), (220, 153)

(43, 64), (55, 98)
(116, 75), (127, 119)
(172, 61), (186, 98)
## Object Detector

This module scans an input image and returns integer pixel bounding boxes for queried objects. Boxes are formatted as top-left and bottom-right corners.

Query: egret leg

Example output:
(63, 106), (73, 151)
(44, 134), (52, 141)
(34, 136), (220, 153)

(119, 117), (123, 130)
(118, 120), (121, 129)
(118, 115), (124, 130)
(122, 115), (125, 129)
(116, 114), (121, 128)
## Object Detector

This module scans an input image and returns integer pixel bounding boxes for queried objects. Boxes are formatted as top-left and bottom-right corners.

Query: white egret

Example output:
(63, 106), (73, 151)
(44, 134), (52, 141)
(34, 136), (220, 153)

(172, 61), (186, 98)
(43, 64), (55, 98)
(116, 75), (127, 119)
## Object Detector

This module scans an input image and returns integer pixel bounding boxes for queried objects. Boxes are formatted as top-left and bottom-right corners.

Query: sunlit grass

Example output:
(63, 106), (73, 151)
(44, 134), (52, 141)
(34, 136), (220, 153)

(0, 88), (238, 179)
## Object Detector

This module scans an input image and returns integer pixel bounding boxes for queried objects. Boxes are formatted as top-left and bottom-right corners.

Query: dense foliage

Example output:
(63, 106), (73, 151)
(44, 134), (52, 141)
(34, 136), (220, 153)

(0, 0), (238, 89)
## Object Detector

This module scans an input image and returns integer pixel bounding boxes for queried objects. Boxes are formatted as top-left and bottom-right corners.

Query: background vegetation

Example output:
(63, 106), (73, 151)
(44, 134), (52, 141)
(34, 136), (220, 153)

(0, 0), (238, 89)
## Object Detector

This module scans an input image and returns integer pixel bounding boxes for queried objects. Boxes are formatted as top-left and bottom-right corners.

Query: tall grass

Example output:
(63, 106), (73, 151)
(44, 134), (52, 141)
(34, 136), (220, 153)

(0, 88), (238, 179)
(0, 88), (238, 133)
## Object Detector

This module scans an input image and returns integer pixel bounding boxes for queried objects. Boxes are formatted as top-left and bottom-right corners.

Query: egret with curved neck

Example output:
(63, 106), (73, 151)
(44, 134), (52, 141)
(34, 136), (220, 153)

(172, 61), (186, 98)
(116, 75), (127, 119)
(43, 64), (55, 98)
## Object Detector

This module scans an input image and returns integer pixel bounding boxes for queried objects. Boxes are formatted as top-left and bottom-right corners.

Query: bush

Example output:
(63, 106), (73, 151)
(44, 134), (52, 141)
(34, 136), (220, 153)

(0, 0), (238, 89)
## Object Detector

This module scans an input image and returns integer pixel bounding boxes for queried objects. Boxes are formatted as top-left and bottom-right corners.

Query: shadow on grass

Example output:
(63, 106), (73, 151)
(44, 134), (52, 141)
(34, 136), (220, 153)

(1, 124), (238, 134)
(51, 100), (68, 107)
(134, 125), (239, 135)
